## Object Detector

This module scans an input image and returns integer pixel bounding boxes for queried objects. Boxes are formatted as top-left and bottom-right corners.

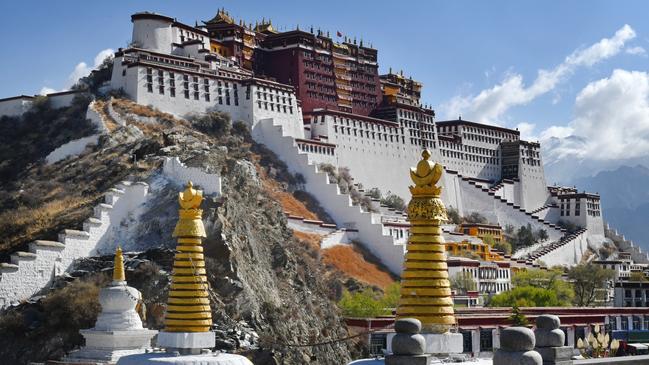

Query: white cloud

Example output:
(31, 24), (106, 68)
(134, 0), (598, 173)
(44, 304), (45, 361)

(40, 48), (114, 93)
(626, 46), (647, 56)
(515, 122), (537, 141)
(541, 69), (649, 162)
(65, 48), (114, 88)
(441, 25), (636, 123)
(38, 87), (58, 95)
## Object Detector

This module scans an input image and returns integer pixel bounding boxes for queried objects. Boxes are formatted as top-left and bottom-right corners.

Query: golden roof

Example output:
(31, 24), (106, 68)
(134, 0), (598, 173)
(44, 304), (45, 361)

(206, 8), (234, 24)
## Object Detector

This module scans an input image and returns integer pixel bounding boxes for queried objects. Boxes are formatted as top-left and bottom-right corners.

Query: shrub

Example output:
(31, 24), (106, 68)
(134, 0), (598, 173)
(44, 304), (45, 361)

(463, 212), (488, 224)
(41, 279), (104, 330)
(557, 220), (580, 234)
(381, 192), (406, 211)
(447, 207), (462, 224)
(493, 240), (513, 255)
(318, 164), (376, 212)
(366, 188), (382, 200)
(337, 283), (401, 318)
(489, 286), (563, 307)
(189, 111), (232, 136)
(450, 271), (477, 294)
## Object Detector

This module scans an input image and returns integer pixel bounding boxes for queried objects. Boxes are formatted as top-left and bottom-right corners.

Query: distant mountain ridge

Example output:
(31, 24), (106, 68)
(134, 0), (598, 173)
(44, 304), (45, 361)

(571, 164), (649, 250)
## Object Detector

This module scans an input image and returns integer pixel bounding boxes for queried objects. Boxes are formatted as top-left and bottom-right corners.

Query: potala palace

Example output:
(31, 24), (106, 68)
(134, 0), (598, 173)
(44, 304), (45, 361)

(0, 9), (646, 308)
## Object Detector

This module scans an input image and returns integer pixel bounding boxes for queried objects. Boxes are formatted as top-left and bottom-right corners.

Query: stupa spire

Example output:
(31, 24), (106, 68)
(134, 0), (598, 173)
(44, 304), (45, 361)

(163, 181), (212, 333)
(113, 246), (125, 282)
(396, 150), (455, 334)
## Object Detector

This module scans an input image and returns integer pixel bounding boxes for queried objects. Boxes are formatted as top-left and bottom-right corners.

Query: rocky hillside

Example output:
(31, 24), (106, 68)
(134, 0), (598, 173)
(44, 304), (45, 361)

(0, 98), (371, 364)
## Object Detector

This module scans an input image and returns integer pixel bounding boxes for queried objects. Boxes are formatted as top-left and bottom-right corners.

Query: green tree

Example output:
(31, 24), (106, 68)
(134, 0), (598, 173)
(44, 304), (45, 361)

(381, 283), (401, 309)
(509, 305), (529, 326)
(512, 268), (574, 305)
(450, 271), (477, 295)
(515, 224), (536, 248)
(489, 286), (562, 307)
(337, 289), (385, 317)
(483, 234), (512, 255)
(493, 240), (513, 255)
(536, 229), (549, 242)
(568, 263), (614, 306)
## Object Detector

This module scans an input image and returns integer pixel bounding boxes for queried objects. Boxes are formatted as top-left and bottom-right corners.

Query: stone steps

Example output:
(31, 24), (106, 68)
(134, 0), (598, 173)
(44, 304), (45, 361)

(0, 181), (149, 308)
(258, 121), (405, 274)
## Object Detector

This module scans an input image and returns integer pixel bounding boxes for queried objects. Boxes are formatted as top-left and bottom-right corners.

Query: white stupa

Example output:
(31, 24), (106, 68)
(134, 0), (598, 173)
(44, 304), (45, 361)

(63, 247), (157, 364)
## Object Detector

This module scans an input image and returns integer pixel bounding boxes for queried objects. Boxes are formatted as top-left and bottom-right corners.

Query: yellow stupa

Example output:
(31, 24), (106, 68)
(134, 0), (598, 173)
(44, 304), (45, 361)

(396, 150), (456, 334)
(163, 181), (212, 333)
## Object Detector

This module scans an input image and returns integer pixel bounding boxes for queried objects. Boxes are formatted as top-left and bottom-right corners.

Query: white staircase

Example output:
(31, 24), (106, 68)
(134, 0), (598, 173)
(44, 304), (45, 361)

(0, 181), (149, 308)
(253, 119), (406, 274)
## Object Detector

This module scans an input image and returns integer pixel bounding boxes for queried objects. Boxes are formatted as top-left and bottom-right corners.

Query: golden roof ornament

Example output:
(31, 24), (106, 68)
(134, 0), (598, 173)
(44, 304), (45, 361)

(409, 150), (443, 197)
(113, 246), (126, 283)
(397, 149), (455, 334)
(173, 181), (206, 238)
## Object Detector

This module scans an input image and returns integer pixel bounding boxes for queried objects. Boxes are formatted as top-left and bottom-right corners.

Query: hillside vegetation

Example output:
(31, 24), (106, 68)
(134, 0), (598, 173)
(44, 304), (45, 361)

(0, 99), (373, 364)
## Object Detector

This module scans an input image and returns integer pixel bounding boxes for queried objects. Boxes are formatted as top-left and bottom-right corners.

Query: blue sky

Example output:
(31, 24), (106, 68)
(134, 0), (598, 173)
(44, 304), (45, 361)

(2, 0), (649, 177)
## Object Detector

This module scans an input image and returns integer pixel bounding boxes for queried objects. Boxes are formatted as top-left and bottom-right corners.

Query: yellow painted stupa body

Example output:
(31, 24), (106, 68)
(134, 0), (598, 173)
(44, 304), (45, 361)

(396, 150), (456, 334)
(163, 181), (212, 332)
(113, 246), (126, 282)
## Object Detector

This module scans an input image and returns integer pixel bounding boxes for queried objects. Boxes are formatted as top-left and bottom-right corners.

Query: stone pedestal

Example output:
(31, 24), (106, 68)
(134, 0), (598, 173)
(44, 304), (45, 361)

(157, 331), (216, 354)
(494, 327), (542, 365)
(422, 333), (464, 355)
(535, 347), (573, 365)
(387, 332), (464, 355)
(116, 351), (253, 365)
(534, 315), (573, 365)
(65, 329), (158, 363)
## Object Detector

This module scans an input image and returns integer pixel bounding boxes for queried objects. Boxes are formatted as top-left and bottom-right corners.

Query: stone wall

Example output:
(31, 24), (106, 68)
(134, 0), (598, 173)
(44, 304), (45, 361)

(162, 157), (221, 196)
(0, 96), (33, 118)
(0, 181), (149, 308)
(606, 223), (649, 264)
(45, 100), (109, 164)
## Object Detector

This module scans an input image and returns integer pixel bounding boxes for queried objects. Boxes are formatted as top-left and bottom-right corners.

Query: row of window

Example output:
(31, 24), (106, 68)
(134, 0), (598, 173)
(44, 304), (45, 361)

(399, 109), (434, 123)
(256, 101), (294, 114)
(297, 142), (334, 155)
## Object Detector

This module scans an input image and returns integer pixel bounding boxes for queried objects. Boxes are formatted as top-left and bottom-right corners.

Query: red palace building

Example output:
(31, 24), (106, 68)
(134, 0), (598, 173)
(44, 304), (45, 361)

(203, 9), (390, 117)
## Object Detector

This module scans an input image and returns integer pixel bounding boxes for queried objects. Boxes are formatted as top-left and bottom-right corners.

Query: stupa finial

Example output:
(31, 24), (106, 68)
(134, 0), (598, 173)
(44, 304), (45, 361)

(409, 149), (443, 197)
(113, 246), (125, 282)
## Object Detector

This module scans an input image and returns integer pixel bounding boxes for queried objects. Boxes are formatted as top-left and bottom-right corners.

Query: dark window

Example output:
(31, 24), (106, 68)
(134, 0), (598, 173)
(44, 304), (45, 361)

(194, 92), (199, 100)
(461, 331), (472, 353)
(170, 88), (175, 97)
(184, 90), (190, 99)
(147, 84), (153, 93)
(479, 330), (493, 351)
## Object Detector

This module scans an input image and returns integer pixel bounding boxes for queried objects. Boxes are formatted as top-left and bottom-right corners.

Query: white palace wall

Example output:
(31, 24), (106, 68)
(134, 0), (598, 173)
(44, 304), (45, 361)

(111, 60), (304, 139)
(0, 96), (33, 118)
(253, 118), (406, 274)
(162, 157), (221, 196)
(0, 181), (149, 308)
(0, 157), (223, 307)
